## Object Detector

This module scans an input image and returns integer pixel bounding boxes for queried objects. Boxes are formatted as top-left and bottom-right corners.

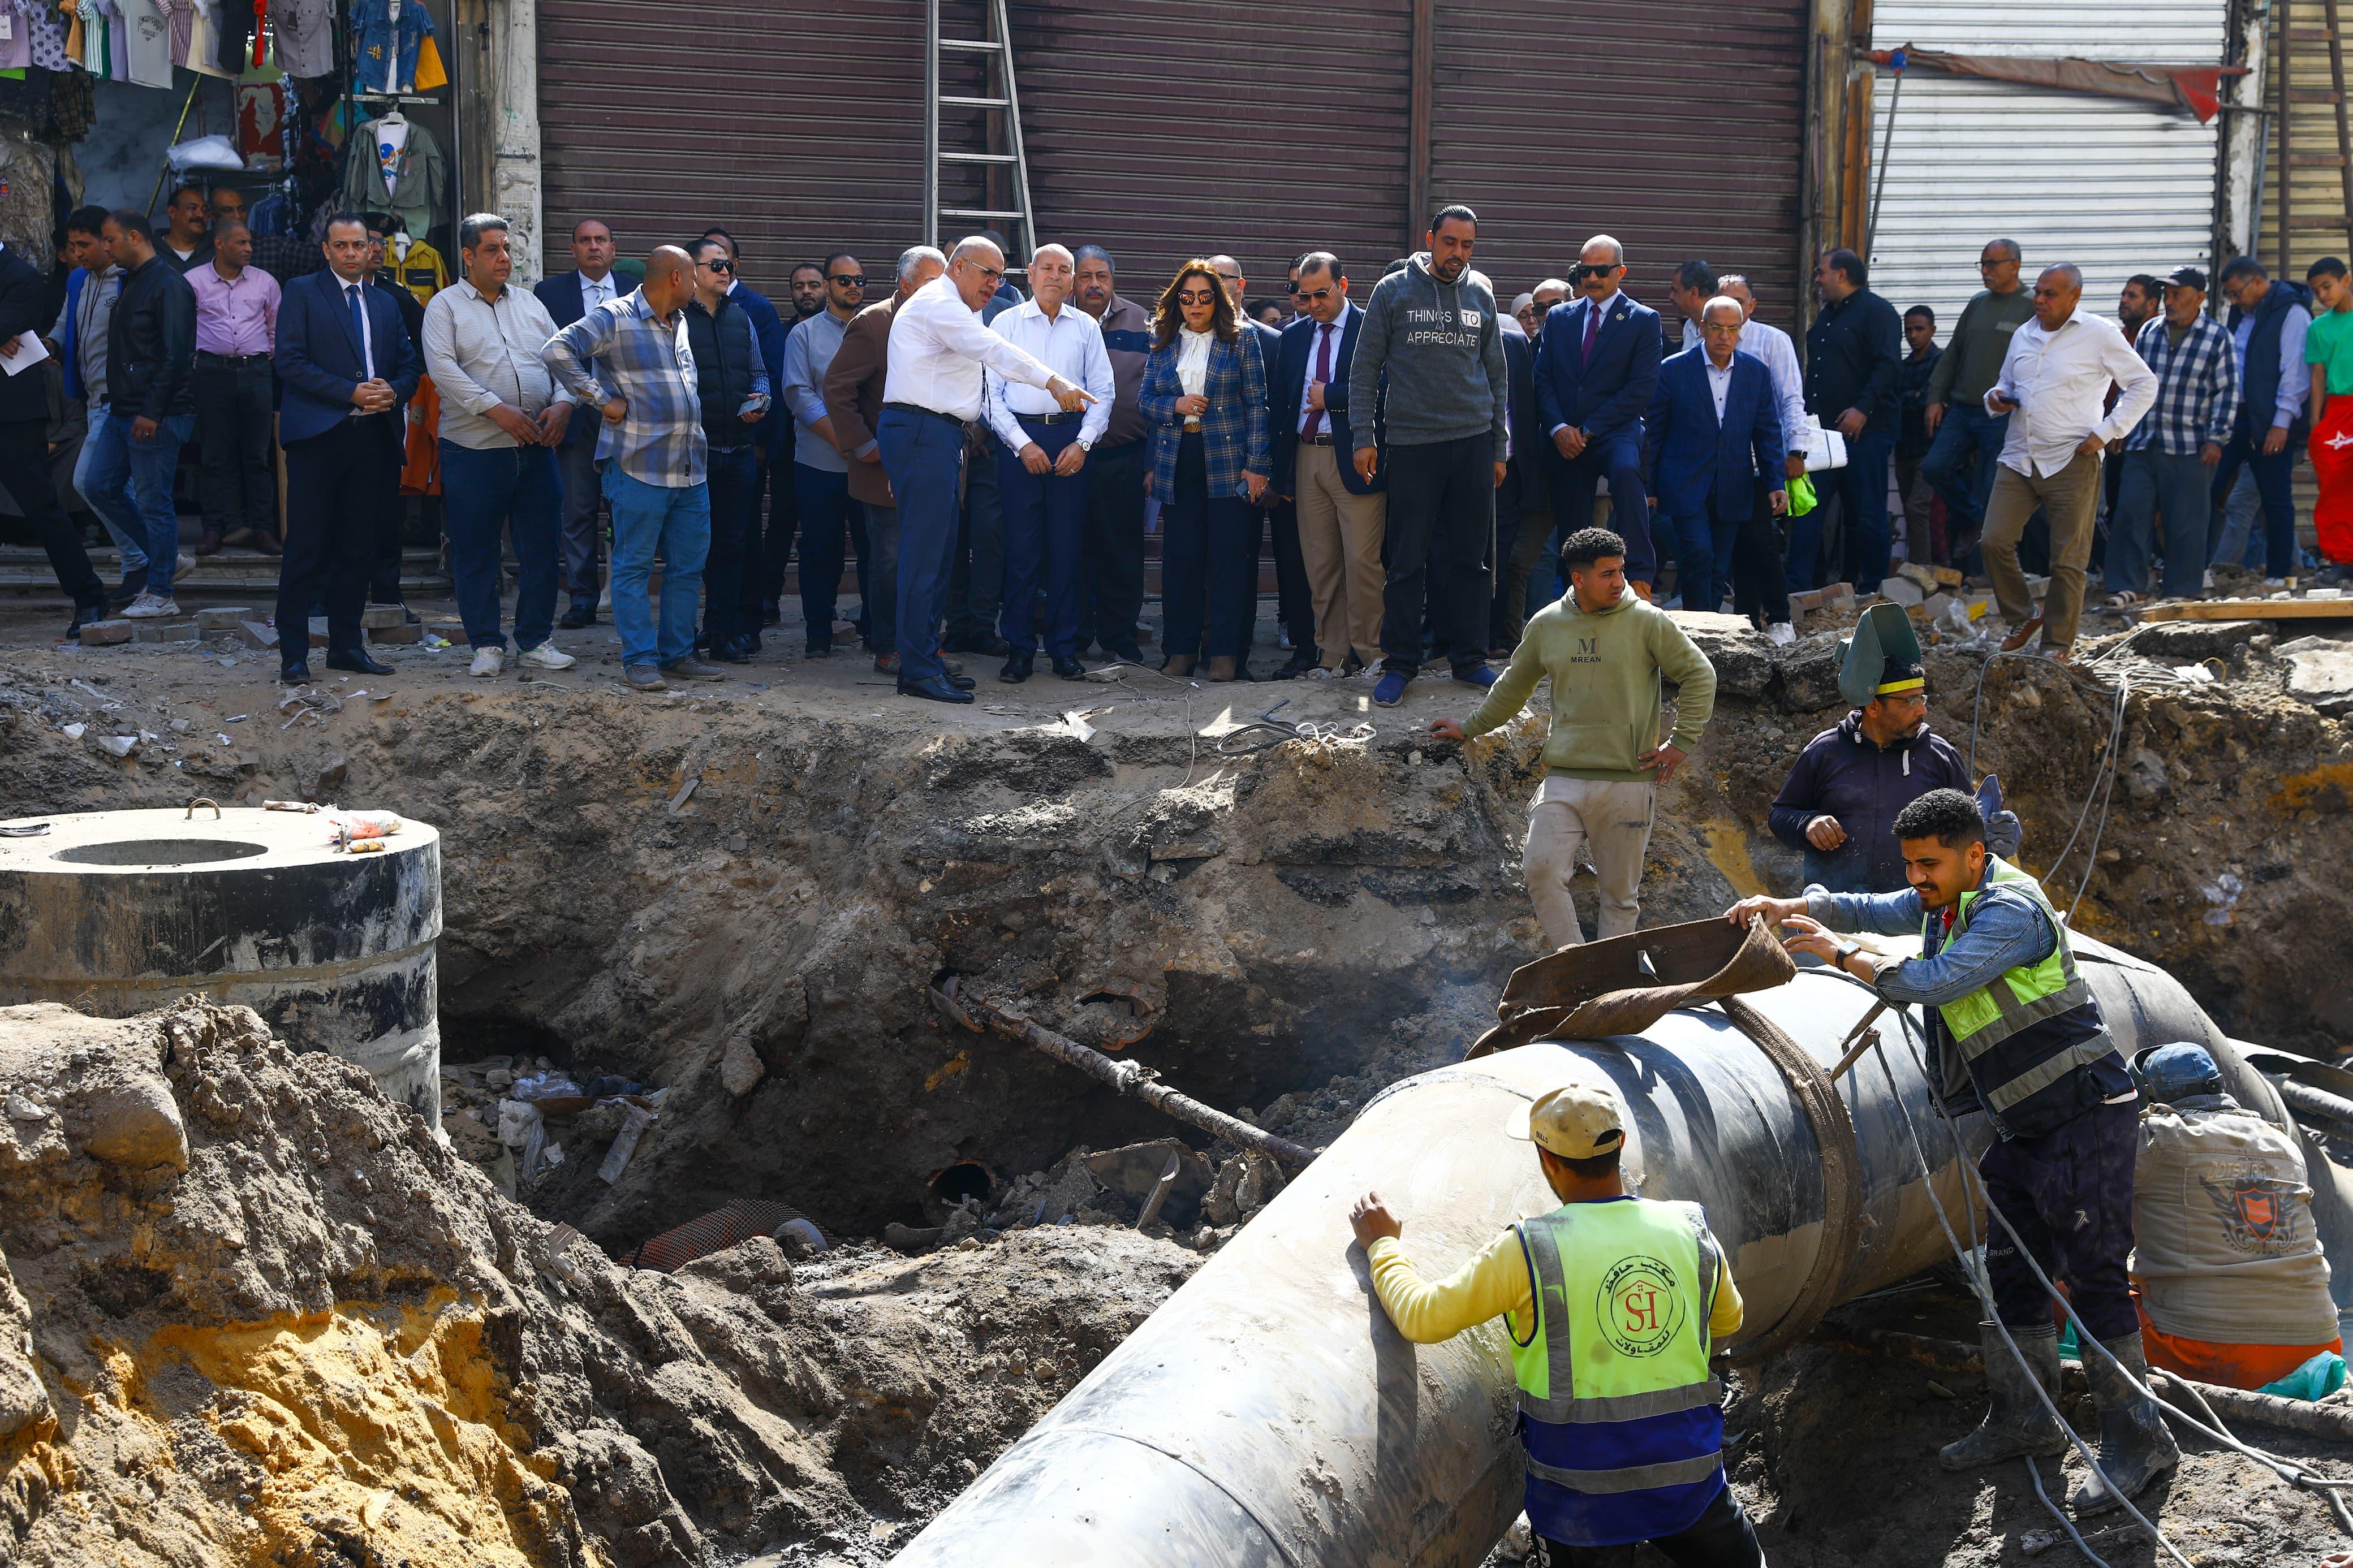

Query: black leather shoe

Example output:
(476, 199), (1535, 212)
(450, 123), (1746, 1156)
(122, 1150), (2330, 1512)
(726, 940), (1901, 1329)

(761, 602), (782, 627)
(280, 660), (313, 684)
(1273, 651), (1319, 680)
(899, 675), (975, 704)
(999, 653), (1032, 684)
(1053, 654), (1087, 680)
(326, 649), (393, 675)
(1109, 645), (1146, 666)
(64, 602), (109, 641)
(946, 669), (977, 691)
(710, 638), (752, 664)
(559, 603), (594, 630)
(734, 630), (762, 656)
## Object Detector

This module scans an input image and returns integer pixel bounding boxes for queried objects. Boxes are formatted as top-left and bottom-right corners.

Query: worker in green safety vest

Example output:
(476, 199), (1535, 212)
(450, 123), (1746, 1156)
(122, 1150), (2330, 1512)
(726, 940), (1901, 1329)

(1728, 786), (2175, 1517)
(1350, 1082), (1765, 1566)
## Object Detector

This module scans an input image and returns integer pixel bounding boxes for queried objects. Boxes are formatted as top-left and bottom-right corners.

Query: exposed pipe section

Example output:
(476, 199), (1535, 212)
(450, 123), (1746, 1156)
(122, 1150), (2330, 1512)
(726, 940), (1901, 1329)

(891, 935), (2343, 1568)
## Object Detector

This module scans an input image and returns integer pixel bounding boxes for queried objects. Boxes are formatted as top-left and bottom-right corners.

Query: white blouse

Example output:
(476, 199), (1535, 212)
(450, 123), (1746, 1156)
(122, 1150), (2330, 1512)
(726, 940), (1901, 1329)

(1176, 328), (1213, 427)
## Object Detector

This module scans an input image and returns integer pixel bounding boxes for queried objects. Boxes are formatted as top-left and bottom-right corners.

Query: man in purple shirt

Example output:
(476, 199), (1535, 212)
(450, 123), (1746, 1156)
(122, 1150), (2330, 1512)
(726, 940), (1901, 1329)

(188, 220), (282, 554)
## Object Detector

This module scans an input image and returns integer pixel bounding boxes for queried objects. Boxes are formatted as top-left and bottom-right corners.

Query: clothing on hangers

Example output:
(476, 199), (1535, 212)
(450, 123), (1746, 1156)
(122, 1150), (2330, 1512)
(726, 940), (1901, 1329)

(339, 113), (440, 239)
(268, 0), (326, 76)
(350, 0), (432, 94)
(385, 235), (442, 303)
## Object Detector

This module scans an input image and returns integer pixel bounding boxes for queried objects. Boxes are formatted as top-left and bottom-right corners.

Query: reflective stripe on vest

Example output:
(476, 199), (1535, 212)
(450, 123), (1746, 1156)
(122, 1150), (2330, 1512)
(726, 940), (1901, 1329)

(1509, 1199), (1723, 1470)
(1928, 858), (2103, 1115)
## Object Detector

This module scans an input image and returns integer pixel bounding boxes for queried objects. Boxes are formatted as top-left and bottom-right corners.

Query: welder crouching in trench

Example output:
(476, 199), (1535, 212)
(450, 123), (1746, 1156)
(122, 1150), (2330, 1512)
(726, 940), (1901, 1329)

(1728, 787), (2180, 1515)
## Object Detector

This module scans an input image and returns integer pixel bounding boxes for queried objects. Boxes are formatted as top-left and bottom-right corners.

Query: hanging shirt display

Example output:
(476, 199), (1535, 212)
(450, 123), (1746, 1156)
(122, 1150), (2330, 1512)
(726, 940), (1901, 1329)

(270, 0), (329, 76)
(183, 0), (231, 75)
(374, 114), (407, 198)
(351, 0), (433, 94)
(0, 0), (36, 72)
(339, 114), (442, 239)
(30, 1), (70, 68)
(385, 236), (445, 303)
(121, 0), (171, 85)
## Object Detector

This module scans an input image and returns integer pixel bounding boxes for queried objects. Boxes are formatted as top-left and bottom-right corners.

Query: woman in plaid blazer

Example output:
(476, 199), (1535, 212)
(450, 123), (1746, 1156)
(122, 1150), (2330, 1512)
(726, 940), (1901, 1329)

(1141, 259), (1272, 680)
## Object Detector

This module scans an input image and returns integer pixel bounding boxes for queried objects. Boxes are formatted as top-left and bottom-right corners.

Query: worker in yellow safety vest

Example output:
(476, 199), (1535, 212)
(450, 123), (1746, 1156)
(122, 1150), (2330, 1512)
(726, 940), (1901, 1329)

(1349, 1082), (1765, 1567)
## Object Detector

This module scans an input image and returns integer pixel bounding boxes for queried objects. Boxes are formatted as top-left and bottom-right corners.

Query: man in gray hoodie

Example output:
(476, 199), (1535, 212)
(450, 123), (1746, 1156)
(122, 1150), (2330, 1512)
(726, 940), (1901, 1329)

(1348, 204), (1510, 706)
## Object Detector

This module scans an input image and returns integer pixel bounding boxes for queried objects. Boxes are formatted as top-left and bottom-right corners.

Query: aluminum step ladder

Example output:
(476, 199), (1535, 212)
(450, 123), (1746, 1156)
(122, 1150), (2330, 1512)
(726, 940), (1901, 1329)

(2280, 0), (2353, 266)
(923, 0), (1037, 274)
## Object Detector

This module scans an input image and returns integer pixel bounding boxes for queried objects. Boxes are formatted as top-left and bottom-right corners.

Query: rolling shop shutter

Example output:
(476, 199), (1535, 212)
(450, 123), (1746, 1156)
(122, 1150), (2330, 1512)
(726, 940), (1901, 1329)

(1867, 0), (2228, 332)
(1427, 1), (1811, 331)
(1006, 0), (1416, 295)
(536, 0), (926, 285)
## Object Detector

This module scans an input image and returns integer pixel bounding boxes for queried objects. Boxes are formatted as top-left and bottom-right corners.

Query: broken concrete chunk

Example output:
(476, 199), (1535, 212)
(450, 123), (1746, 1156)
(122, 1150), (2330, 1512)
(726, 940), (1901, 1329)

(2281, 640), (2353, 716)
(368, 623), (423, 645)
(1877, 576), (1924, 608)
(719, 1034), (765, 1097)
(132, 621), (197, 643)
(360, 604), (409, 629)
(195, 607), (252, 630)
(77, 619), (133, 646)
(75, 1074), (189, 1170)
(238, 620), (279, 650)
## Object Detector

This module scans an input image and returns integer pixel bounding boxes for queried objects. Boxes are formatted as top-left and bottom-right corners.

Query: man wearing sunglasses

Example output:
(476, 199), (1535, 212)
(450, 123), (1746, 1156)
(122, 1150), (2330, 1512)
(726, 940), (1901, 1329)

(1534, 236), (1665, 601)
(779, 251), (869, 658)
(1921, 239), (2031, 559)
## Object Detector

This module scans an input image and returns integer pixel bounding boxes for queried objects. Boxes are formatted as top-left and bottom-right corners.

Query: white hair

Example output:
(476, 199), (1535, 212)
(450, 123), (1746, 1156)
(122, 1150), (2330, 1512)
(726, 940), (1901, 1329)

(1702, 295), (1745, 326)
(1032, 242), (1074, 267)
(898, 245), (947, 281)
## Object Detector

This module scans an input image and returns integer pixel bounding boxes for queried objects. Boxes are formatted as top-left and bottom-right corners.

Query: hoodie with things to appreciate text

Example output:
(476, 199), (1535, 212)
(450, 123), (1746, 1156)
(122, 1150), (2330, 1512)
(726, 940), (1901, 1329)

(1347, 251), (1509, 451)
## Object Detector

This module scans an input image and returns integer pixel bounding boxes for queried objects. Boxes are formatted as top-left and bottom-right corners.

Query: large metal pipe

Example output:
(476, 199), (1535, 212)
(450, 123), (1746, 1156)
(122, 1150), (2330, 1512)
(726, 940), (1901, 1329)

(892, 934), (2341, 1568)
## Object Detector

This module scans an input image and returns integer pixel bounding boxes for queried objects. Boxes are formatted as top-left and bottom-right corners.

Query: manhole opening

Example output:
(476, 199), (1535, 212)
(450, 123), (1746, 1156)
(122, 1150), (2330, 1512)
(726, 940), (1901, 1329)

(51, 839), (269, 866)
(929, 1161), (995, 1208)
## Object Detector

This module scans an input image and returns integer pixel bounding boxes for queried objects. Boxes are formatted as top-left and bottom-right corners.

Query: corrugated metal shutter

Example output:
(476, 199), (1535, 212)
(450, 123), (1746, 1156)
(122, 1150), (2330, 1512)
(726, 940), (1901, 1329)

(1006, 0), (1415, 293)
(2258, 0), (2353, 275)
(1868, 0), (2227, 331)
(1427, 1), (1810, 330)
(536, 0), (925, 287)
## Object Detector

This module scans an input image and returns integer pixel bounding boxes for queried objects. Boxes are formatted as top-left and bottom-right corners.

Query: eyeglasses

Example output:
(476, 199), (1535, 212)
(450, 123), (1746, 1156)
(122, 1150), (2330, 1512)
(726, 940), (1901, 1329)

(701, 258), (734, 273)
(1569, 264), (1621, 283)
(969, 264), (1005, 282)
(1176, 289), (1217, 304)
(1701, 322), (1742, 335)
(1292, 284), (1335, 302)
(828, 273), (865, 286)
(1979, 257), (2014, 269)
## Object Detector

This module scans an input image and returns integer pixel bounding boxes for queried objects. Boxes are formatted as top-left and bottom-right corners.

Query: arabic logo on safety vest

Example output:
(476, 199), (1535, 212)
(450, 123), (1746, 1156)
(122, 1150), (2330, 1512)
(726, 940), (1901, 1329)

(1597, 1254), (1687, 1358)
(2199, 1173), (2304, 1255)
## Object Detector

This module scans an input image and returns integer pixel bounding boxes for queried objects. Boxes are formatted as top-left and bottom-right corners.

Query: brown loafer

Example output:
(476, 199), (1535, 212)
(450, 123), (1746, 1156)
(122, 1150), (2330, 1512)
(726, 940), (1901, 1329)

(1999, 615), (2043, 653)
(1162, 654), (1196, 676)
(254, 532), (283, 556)
(193, 530), (223, 556)
(1208, 655), (1237, 682)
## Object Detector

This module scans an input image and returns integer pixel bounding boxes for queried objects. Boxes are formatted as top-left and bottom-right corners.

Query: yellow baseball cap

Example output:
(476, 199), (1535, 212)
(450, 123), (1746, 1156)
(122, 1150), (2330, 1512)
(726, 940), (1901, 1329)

(1506, 1083), (1627, 1160)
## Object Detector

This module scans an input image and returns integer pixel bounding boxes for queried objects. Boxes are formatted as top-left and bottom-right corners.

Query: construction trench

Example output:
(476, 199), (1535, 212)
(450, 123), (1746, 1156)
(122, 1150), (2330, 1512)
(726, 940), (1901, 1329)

(2, 601), (2353, 1566)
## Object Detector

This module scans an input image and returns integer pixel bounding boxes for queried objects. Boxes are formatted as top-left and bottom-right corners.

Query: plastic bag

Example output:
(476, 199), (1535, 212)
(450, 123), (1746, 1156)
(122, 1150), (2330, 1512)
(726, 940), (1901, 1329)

(166, 134), (244, 172)
(2259, 1349), (2347, 1402)
(1786, 473), (1818, 518)
(511, 1072), (583, 1102)
(496, 1098), (548, 1180)
(324, 809), (403, 843)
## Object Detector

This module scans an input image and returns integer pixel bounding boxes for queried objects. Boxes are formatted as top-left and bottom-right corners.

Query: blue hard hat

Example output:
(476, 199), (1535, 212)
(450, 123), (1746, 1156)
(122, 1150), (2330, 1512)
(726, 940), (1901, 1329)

(2134, 1042), (2223, 1103)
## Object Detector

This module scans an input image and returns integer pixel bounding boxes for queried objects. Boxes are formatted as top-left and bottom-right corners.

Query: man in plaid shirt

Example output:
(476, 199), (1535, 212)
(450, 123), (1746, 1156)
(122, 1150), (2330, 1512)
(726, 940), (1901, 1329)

(544, 246), (722, 692)
(2106, 265), (2239, 603)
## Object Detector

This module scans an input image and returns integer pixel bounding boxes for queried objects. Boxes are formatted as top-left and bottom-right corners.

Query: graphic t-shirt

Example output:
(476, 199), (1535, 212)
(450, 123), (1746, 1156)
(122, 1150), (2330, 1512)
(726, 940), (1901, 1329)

(120, 0), (170, 84)
(376, 116), (409, 201)
(2306, 306), (2353, 399)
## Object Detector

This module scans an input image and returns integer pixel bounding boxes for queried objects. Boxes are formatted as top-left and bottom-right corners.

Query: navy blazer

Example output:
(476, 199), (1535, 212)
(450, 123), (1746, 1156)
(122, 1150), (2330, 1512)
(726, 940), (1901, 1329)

(274, 271), (421, 446)
(1533, 293), (1663, 448)
(1270, 303), (1384, 496)
(533, 268), (592, 329)
(1641, 346), (1786, 522)
(1498, 318), (1546, 516)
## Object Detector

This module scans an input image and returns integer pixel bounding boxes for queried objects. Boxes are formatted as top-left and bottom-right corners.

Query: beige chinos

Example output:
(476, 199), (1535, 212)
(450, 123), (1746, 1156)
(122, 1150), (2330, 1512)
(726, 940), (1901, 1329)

(1523, 777), (1657, 948)
(1294, 441), (1386, 668)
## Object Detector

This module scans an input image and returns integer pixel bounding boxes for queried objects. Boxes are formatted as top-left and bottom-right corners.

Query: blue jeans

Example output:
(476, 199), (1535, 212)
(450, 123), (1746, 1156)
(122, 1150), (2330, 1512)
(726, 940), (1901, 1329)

(792, 461), (853, 649)
(996, 420), (1089, 657)
(701, 445), (760, 642)
(2105, 448), (2212, 600)
(439, 440), (562, 651)
(2209, 414), (2299, 577)
(878, 407), (966, 684)
(1919, 402), (2008, 534)
(74, 423), (146, 577)
(604, 467), (711, 668)
(84, 409), (192, 598)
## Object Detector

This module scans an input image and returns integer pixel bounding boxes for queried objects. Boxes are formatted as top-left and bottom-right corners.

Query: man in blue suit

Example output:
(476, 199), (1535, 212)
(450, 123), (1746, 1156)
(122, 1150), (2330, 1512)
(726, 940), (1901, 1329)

(536, 217), (622, 628)
(273, 211), (421, 683)
(1535, 235), (1664, 594)
(1643, 296), (1788, 616)
(1271, 250), (1386, 676)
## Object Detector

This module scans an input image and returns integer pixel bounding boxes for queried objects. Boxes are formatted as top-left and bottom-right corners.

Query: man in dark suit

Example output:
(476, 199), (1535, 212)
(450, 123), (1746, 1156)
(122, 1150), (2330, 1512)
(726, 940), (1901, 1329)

(0, 240), (107, 637)
(1535, 235), (1664, 595)
(1270, 250), (1385, 677)
(700, 226), (791, 638)
(273, 212), (421, 683)
(1643, 296), (1789, 616)
(535, 217), (622, 627)
(1493, 311), (1549, 649)
(1214, 253), (1311, 676)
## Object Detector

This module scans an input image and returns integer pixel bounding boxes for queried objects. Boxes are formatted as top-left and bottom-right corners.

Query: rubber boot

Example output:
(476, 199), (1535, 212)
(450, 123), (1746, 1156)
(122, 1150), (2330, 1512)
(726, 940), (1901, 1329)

(2069, 1332), (2180, 1515)
(1938, 1322), (2070, 1471)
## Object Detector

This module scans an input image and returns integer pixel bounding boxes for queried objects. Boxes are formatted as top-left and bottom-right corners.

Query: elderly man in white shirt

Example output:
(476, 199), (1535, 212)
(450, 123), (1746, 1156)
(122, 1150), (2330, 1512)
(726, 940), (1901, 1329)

(422, 212), (578, 677)
(880, 235), (1094, 704)
(982, 243), (1115, 684)
(1981, 262), (2159, 662)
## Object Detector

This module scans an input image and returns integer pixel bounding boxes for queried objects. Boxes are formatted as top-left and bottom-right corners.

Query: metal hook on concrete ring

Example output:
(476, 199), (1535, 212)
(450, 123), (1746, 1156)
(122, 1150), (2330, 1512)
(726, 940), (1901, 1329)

(185, 798), (221, 820)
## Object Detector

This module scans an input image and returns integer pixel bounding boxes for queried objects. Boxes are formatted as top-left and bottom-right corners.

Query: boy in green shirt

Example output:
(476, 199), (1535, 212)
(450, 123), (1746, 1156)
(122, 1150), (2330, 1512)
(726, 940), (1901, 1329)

(2308, 256), (2353, 574)
(1432, 526), (1716, 948)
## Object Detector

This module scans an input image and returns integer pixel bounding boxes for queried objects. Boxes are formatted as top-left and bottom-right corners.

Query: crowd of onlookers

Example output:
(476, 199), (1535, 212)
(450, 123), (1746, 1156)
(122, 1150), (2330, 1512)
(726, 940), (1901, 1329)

(13, 190), (2347, 693)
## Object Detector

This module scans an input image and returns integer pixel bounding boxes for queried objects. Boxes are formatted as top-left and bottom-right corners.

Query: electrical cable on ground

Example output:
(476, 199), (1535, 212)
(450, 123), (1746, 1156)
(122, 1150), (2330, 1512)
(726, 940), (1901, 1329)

(2023, 1453), (2115, 1568)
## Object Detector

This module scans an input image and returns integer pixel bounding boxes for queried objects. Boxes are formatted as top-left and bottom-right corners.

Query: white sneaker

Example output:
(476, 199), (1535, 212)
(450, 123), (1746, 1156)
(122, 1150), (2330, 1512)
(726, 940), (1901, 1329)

(469, 646), (504, 677)
(516, 642), (576, 671)
(119, 593), (177, 619)
(2202, 568), (2216, 591)
(175, 551), (196, 577)
(2265, 577), (2290, 590)
(1768, 621), (1796, 646)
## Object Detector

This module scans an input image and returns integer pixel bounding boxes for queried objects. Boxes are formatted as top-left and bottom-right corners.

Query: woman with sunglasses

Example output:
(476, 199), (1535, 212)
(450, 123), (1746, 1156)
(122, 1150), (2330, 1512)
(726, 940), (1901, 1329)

(1141, 258), (1270, 680)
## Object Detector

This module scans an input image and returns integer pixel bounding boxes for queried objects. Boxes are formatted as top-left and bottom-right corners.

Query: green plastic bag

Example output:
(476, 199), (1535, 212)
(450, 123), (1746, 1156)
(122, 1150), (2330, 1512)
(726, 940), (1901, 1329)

(2259, 1349), (2347, 1402)
(1786, 473), (1818, 517)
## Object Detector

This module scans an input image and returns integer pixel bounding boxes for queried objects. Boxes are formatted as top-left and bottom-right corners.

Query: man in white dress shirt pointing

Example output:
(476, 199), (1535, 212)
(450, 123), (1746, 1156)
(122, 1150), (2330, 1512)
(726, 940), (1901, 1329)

(882, 236), (1096, 704)
(1981, 263), (2158, 663)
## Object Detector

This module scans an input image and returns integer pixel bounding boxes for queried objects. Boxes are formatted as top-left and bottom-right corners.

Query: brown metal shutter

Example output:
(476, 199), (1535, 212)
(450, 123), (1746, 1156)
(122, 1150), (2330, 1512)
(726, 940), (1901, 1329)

(1007, 1), (1415, 295)
(536, 0), (925, 285)
(1427, 2), (1809, 325)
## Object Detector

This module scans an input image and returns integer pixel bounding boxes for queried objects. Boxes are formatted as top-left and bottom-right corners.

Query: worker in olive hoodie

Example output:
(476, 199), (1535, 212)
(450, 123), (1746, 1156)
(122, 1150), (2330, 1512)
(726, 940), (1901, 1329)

(1348, 204), (1511, 706)
(1433, 526), (1717, 949)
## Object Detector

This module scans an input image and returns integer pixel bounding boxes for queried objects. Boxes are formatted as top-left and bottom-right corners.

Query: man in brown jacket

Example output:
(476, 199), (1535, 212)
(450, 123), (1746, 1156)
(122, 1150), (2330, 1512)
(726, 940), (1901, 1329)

(826, 244), (947, 673)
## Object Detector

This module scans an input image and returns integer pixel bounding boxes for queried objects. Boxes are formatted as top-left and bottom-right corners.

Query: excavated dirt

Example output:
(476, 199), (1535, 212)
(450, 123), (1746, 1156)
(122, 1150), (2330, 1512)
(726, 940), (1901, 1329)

(2, 599), (2351, 1566)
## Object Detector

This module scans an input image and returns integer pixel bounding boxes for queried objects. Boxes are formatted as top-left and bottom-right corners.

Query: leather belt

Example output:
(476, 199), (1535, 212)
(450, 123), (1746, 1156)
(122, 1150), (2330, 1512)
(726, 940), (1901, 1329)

(197, 351), (271, 365)
(882, 401), (964, 430)
(1018, 411), (1080, 425)
(1299, 433), (1334, 446)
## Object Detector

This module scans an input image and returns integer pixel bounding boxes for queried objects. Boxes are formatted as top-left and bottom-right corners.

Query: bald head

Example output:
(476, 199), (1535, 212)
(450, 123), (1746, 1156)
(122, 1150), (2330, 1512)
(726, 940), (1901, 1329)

(643, 245), (695, 316)
(2031, 262), (2084, 329)
(949, 235), (1007, 312)
(1574, 235), (1627, 303)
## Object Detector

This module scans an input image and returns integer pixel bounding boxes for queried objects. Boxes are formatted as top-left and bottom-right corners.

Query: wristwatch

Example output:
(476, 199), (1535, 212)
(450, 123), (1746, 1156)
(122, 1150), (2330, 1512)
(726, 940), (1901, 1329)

(1833, 939), (1862, 969)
